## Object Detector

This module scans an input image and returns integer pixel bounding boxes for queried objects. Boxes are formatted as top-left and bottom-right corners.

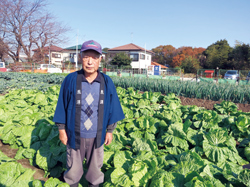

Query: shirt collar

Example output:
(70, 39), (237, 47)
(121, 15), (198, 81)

(82, 70), (101, 83)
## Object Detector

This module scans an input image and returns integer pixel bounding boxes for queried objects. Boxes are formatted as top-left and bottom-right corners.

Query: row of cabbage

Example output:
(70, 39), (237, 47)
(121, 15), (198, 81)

(1, 85), (250, 186)
(0, 149), (69, 187)
(1, 72), (250, 104)
(0, 72), (65, 94)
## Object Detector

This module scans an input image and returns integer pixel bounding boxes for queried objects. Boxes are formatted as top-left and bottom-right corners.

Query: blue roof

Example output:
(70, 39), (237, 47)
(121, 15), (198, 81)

(64, 45), (107, 54)
(64, 45), (82, 50)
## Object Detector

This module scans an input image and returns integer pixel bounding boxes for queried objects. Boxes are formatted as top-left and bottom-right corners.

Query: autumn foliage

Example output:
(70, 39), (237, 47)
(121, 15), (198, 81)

(152, 45), (205, 73)
(172, 54), (185, 67)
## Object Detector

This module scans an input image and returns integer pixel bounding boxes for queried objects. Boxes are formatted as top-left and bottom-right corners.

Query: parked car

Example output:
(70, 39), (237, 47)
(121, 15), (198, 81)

(224, 70), (239, 81)
(245, 71), (250, 81)
(0, 62), (7, 72)
(38, 64), (62, 73)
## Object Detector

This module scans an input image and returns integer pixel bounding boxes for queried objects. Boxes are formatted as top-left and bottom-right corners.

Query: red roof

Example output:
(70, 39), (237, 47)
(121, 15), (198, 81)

(108, 43), (154, 54)
(204, 70), (214, 73)
(33, 45), (63, 52)
(151, 61), (168, 69)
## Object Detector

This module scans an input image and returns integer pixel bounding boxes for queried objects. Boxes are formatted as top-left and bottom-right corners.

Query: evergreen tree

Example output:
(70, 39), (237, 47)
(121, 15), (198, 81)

(110, 52), (132, 68)
(203, 39), (233, 69)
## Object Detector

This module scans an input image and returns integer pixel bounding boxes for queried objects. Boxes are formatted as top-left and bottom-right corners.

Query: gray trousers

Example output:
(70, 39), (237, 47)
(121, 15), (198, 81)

(64, 138), (104, 186)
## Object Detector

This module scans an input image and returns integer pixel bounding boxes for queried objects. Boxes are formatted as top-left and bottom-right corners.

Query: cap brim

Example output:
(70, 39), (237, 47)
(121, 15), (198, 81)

(80, 48), (102, 54)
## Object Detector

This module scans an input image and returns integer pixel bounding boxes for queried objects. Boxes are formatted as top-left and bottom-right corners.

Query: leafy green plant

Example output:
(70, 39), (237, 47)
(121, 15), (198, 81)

(203, 127), (247, 165)
(214, 101), (238, 115)
(1, 85), (250, 186)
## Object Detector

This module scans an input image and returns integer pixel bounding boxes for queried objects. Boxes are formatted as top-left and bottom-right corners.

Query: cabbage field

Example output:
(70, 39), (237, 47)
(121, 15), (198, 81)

(1, 73), (250, 186)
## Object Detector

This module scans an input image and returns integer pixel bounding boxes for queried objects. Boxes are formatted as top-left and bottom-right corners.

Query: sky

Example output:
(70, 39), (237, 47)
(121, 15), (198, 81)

(47, 0), (250, 50)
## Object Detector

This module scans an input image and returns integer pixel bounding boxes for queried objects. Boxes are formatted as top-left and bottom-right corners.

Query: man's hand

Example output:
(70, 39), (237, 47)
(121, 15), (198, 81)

(105, 132), (113, 146)
(59, 129), (68, 145)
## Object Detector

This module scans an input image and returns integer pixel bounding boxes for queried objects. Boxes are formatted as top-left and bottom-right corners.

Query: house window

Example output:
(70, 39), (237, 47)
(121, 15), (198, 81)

(52, 53), (61, 58)
(70, 53), (76, 58)
(140, 54), (145, 60)
(130, 53), (139, 61)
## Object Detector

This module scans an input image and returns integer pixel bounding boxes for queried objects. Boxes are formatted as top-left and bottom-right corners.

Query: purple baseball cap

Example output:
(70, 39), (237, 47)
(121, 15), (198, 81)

(80, 40), (102, 54)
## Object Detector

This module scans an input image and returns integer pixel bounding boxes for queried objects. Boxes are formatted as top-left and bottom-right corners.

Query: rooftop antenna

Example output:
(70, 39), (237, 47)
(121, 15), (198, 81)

(131, 32), (133, 43)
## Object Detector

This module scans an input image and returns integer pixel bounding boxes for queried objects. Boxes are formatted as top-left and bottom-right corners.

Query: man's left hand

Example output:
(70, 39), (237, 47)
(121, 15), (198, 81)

(105, 132), (113, 145)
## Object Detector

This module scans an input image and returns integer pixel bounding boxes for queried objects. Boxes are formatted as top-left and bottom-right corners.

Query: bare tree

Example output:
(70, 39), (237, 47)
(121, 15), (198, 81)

(0, 0), (69, 63)
(0, 1), (9, 61)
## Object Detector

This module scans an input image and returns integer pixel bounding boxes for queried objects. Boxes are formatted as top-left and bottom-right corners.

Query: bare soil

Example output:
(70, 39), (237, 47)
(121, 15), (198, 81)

(0, 140), (48, 181)
(179, 96), (250, 113)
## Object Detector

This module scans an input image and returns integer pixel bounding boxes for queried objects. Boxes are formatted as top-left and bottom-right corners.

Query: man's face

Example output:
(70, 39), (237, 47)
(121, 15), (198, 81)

(81, 50), (101, 75)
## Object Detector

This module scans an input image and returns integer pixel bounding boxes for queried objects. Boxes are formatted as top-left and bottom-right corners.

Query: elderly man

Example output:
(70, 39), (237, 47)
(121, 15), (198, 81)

(53, 40), (124, 187)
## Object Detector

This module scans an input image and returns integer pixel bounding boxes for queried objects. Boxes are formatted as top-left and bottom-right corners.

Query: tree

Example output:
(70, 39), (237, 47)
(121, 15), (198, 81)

(110, 52), (132, 67)
(171, 47), (205, 70)
(181, 56), (201, 73)
(152, 45), (176, 66)
(202, 39), (233, 69)
(0, 1), (8, 61)
(102, 47), (109, 53)
(0, 39), (8, 61)
(0, 0), (69, 63)
(101, 47), (109, 67)
(172, 54), (185, 67)
(229, 42), (250, 70)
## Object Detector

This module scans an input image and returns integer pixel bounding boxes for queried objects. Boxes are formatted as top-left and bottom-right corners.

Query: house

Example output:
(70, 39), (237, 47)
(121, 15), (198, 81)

(63, 45), (107, 66)
(148, 61), (168, 75)
(108, 43), (154, 69)
(33, 44), (107, 68)
(4, 53), (28, 65)
(63, 44), (82, 66)
(33, 45), (64, 67)
(151, 61), (168, 69)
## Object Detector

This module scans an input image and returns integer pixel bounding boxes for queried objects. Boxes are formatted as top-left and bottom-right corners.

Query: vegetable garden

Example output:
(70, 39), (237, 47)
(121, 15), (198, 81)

(1, 72), (250, 186)
(1, 72), (250, 104)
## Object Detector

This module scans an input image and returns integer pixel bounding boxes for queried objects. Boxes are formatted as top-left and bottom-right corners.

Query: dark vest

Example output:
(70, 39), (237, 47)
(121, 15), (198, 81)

(74, 70), (105, 149)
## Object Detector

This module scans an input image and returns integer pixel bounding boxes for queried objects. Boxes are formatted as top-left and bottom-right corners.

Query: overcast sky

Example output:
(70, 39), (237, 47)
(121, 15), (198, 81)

(48, 0), (250, 50)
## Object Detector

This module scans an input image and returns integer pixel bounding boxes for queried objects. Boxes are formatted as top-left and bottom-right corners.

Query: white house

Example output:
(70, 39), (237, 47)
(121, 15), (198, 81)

(63, 45), (107, 68)
(108, 43), (154, 69)
(33, 44), (107, 68)
(32, 45), (64, 67)
(62, 45), (82, 67)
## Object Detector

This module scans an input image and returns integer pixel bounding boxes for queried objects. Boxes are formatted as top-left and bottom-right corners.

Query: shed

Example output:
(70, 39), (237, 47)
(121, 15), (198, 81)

(204, 70), (214, 78)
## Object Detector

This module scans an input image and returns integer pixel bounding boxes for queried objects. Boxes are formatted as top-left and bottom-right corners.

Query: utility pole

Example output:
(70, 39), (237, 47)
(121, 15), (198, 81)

(145, 43), (147, 75)
(49, 40), (51, 65)
(76, 30), (78, 69)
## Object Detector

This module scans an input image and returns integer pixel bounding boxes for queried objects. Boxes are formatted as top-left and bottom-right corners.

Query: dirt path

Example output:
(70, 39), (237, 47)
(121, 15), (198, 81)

(0, 140), (48, 182)
(179, 96), (250, 112)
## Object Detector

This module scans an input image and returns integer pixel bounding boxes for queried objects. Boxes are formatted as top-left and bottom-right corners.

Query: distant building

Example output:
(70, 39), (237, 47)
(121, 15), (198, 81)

(33, 45), (63, 67)
(63, 45), (107, 66)
(151, 61), (168, 69)
(63, 45), (82, 66)
(108, 43), (154, 69)
(33, 44), (107, 68)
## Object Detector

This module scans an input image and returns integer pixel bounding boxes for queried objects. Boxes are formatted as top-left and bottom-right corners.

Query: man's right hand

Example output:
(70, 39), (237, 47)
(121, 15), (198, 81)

(59, 129), (68, 145)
